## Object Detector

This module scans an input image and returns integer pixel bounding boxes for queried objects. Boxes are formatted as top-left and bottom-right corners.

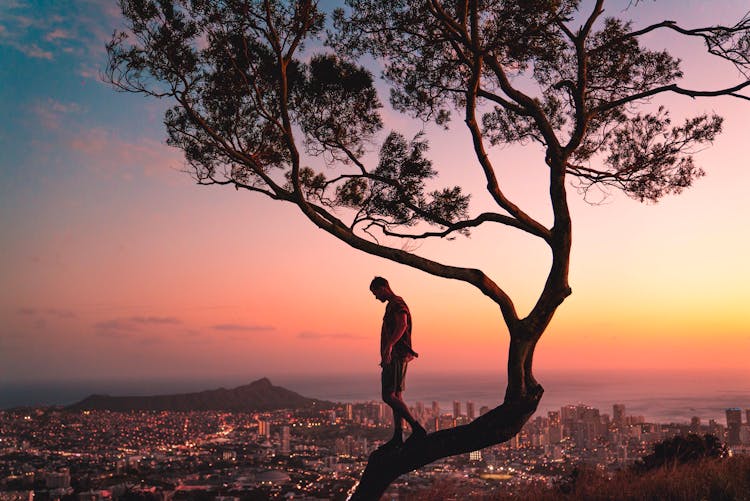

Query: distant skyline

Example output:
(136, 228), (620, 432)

(1, 1), (749, 384)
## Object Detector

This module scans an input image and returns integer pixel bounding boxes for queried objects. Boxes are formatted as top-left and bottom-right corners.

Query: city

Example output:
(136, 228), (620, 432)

(1, 400), (749, 500)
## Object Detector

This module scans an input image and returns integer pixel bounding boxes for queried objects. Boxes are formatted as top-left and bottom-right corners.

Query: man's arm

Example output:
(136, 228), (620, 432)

(381, 311), (408, 365)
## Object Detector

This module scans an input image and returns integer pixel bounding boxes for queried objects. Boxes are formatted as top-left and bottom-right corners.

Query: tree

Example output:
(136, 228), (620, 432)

(634, 433), (727, 472)
(105, 1), (750, 498)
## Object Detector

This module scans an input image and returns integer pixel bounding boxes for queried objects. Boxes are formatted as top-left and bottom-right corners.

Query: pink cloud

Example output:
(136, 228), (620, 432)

(45, 28), (72, 42)
(69, 127), (184, 178)
(31, 99), (83, 129)
(7, 40), (53, 59)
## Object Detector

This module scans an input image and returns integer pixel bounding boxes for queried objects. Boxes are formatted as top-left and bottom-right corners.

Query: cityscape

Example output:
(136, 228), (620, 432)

(1, 397), (749, 500)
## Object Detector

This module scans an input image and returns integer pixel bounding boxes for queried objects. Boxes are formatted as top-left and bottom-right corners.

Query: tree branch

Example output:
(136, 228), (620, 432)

(349, 388), (543, 500)
(593, 80), (750, 114)
(378, 211), (550, 241)
(464, 44), (552, 241)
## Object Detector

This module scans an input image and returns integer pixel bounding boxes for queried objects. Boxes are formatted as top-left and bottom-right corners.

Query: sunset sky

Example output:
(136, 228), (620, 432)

(1, 0), (749, 388)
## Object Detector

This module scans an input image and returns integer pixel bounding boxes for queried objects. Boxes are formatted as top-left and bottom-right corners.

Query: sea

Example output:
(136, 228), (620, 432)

(2, 369), (748, 424)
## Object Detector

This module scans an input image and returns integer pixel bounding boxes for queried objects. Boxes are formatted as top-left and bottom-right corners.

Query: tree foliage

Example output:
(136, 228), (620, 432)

(634, 434), (728, 472)
(106, 1), (750, 498)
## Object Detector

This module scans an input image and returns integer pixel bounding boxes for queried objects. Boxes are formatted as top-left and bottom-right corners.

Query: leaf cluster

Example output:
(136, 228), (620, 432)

(333, 0), (749, 202)
(107, 0), (750, 246)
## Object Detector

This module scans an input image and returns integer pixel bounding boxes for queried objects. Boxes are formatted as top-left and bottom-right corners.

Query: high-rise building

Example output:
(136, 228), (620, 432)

(345, 403), (353, 420)
(415, 401), (425, 419)
(280, 426), (291, 455)
(437, 414), (454, 431)
(453, 400), (462, 419)
(548, 411), (562, 443)
(613, 404), (625, 428)
(432, 401), (440, 418)
(726, 408), (742, 445)
(466, 401), (475, 420)
(479, 406), (490, 416)
(548, 411), (560, 427)
(690, 416), (701, 433)
(258, 419), (271, 439)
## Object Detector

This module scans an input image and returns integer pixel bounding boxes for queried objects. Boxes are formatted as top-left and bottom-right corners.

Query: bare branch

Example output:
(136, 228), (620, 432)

(379, 212), (549, 241)
(593, 80), (750, 115)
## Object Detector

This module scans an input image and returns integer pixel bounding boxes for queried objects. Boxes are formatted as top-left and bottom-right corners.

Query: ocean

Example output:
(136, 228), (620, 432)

(2, 369), (748, 424)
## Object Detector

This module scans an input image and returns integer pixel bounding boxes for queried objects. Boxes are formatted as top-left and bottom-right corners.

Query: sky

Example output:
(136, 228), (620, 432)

(1, 0), (749, 389)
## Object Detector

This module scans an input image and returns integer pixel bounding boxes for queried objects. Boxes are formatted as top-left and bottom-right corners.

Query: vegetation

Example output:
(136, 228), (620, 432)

(634, 433), (727, 473)
(106, 1), (750, 498)
(406, 455), (750, 501)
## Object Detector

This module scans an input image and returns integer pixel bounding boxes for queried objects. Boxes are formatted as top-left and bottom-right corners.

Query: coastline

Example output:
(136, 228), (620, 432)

(2, 369), (748, 424)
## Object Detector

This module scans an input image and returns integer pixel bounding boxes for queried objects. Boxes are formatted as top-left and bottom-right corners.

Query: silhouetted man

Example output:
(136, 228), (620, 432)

(370, 276), (427, 449)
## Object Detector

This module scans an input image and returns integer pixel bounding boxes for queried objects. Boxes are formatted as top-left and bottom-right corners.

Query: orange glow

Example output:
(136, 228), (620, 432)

(1, 1), (749, 385)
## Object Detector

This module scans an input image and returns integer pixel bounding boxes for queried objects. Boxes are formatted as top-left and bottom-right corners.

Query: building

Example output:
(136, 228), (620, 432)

(453, 401), (462, 419)
(613, 404), (625, 428)
(690, 416), (701, 433)
(727, 408), (742, 445)
(258, 419), (271, 439)
(45, 470), (71, 490)
(280, 426), (291, 455)
(466, 401), (475, 420)
(415, 401), (425, 420)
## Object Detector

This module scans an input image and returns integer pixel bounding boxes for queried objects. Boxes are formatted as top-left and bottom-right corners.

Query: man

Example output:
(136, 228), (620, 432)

(369, 276), (427, 449)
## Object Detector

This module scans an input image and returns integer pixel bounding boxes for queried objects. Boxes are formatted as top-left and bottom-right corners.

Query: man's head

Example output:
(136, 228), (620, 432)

(369, 276), (391, 302)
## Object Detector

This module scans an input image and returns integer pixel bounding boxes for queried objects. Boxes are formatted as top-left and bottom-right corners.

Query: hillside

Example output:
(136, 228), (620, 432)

(67, 378), (332, 412)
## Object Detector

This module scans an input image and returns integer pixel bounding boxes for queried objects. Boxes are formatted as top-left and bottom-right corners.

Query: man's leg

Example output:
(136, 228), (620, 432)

(386, 360), (426, 440)
(388, 391), (426, 439)
(381, 364), (405, 449)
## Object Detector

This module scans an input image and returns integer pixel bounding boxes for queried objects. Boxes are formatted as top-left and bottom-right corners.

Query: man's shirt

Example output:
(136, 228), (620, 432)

(381, 296), (418, 361)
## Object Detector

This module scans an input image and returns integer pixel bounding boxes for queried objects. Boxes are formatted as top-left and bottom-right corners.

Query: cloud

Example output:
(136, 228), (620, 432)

(46, 308), (76, 319)
(95, 329), (129, 339)
(2, 39), (53, 59)
(212, 324), (275, 332)
(0, 0), (122, 64)
(298, 331), (366, 340)
(31, 99), (84, 129)
(94, 316), (182, 333)
(78, 65), (98, 79)
(45, 28), (72, 42)
(22, 43), (52, 59)
(17, 307), (77, 319)
(69, 127), (184, 178)
(130, 316), (182, 325)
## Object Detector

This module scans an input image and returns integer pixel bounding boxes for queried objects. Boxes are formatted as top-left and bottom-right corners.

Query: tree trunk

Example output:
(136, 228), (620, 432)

(348, 379), (543, 500)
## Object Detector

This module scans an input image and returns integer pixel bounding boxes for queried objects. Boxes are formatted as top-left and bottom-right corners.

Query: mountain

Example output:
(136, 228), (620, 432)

(67, 378), (332, 411)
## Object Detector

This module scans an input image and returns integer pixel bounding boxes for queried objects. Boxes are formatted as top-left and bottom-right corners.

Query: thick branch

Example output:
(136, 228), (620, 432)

(464, 47), (551, 241)
(297, 197), (520, 326)
(349, 388), (543, 500)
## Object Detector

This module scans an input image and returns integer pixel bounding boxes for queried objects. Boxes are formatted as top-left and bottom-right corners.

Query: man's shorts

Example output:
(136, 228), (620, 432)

(381, 358), (409, 394)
